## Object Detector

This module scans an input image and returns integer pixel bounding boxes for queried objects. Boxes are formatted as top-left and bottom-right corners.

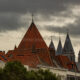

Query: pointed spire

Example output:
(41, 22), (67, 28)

(59, 31), (60, 40)
(51, 36), (53, 42)
(14, 45), (17, 50)
(32, 13), (34, 23)
(49, 36), (55, 50)
(56, 37), (62, 55)
(63, 32), (74, 54)
(18, 18), (48, 50)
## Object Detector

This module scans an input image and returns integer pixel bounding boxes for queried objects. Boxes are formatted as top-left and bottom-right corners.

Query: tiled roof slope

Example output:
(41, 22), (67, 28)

(56, 55), (78, 71)
(0, 51), (7, 62)
(18, 22), (48, 50)
(6, 22), (54, 67)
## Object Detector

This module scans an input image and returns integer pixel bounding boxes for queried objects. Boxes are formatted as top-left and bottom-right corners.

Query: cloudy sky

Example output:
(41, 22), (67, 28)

(0, 0), (80, 61)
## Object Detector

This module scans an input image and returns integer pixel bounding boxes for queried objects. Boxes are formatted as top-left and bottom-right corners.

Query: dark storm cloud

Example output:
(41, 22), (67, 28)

(0, 13), (28, 32)
(0, 0), (67, 13)
(0, 0), (80, 13)
(45, 19), (80, 37)
(0, 0), (80, 32)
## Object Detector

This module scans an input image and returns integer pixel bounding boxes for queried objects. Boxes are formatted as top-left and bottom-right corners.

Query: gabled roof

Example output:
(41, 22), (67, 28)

(56, 38), (62, 55)
(63, 33), (74, 54)
(56, 55), (78, 71)
(56, 55), (70, 68)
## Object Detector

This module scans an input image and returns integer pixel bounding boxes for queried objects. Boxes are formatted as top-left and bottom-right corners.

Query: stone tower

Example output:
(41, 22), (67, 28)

(63, 33), (75, 62)
(56, 38), (62, 55)
(49, 39), (55, 59)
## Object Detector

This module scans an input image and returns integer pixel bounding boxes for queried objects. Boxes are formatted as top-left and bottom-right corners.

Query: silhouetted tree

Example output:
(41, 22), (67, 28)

(0, 61), (59, 80)
(3, 61), (27, 80)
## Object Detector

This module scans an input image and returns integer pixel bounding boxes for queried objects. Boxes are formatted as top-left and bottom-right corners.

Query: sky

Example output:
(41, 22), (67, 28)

(0, 0), (80, 61)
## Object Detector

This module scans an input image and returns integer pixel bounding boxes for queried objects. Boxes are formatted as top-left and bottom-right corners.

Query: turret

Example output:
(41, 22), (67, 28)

(56, 38), (62, 55)
(49, 37), (55, 59)
(14, 45), (17, 50)
(63, 32), (75, 62)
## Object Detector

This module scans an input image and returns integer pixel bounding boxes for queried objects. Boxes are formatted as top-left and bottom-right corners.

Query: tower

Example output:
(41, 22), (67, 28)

(49, 36), (55, 59)
(6, 17), (54, 67)
(56, 38), (62, 55)
(63, 32), (75, 62)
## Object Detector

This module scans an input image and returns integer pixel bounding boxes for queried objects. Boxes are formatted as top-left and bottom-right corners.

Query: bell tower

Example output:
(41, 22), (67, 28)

(63, 32), (75, 62)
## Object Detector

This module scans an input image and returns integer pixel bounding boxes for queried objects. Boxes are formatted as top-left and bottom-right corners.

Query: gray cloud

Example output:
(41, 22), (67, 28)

(0, 13), (30, 32)
(45, 20), (80, 37)
(0, 0), (79, 32)
(0, 0), (68, 13)
(0, 0), (80, 13)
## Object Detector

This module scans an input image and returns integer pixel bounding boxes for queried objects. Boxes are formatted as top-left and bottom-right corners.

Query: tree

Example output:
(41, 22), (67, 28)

(37, 69), (58, 80)
(3, 61), (27, 80)
(0, 68), (4, 80)
(0, 61), (59, 80)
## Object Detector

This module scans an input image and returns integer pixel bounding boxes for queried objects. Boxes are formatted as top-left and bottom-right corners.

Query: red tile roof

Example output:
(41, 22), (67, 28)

(0, 51), (7, 62)
(6, 22), (54, 67)
(56, 55), (78, 71)
(18, 22), (48, 50)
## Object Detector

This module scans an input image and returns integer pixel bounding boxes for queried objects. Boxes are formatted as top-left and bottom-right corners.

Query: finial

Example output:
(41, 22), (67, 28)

(59, 31), (60, 40)
(51, 36), (53, 42)
(14, 45), (17, 50)
(32, 13), (34, 23)
(67, 28), (69, 34)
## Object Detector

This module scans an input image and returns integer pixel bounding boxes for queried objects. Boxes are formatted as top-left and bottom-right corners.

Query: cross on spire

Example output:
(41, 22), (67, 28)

(51, 36), (53, 41)
(59, 31), (60, 40)
(32, 14), (34, 23)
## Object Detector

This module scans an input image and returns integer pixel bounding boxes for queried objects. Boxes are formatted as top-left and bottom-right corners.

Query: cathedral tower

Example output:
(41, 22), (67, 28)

(49, 38), (55, 59)
(63, 32), (75, 62)
(56, 38), (62, 55)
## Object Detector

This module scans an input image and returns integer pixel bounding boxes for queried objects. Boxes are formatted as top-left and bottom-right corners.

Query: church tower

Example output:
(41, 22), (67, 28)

(63, 32), (75, 62)
(78, 51), (80, 63)
(56, 38), (62, 55)
(6, 15), (54, 67)
(49, 37), (55, 59)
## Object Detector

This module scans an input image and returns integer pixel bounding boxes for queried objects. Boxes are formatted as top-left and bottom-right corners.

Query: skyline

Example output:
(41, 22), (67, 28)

(0, 0), (80, 61)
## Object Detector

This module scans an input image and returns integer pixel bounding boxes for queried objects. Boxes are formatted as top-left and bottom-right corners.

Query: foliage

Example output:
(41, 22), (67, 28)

(0, 61), (59, 80)
(0, 68), (4, 80)
(3, 61), (27, 80)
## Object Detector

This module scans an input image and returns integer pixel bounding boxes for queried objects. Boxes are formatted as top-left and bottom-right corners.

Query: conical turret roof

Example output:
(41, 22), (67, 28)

(14, 21), (54, 67)
(56, 38), (62, 55)
(49, 40), (55, 50)
(63, 33), (74, 54)
(18, 22), (48, 50)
